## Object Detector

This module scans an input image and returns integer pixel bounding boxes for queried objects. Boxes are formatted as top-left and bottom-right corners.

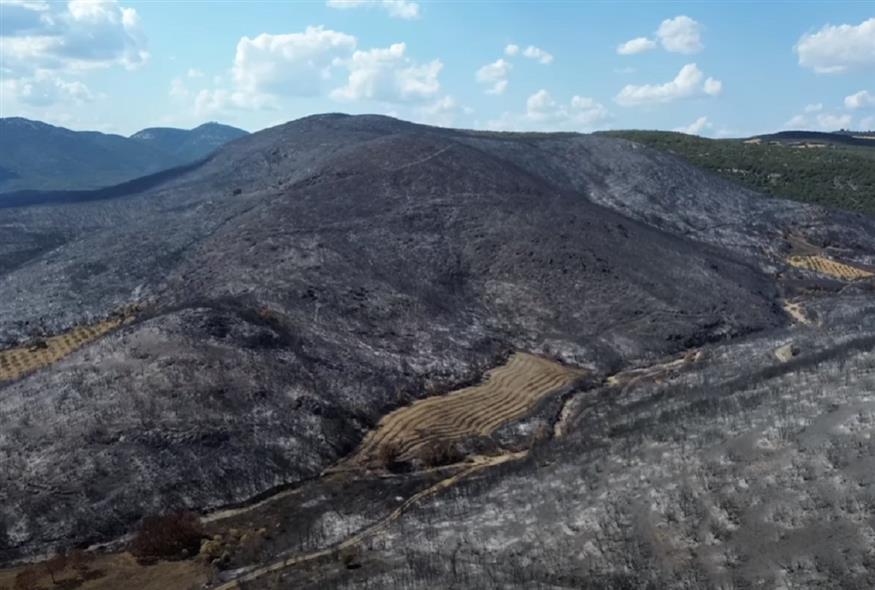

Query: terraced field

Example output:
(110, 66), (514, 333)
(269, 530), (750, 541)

(351, 352), (585, 466)
(0, 312), (133, 382)
(787, 255), (874, 280)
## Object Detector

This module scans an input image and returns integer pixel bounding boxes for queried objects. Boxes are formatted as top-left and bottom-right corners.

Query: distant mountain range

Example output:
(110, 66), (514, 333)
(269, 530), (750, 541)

(0, 118), (248, 193)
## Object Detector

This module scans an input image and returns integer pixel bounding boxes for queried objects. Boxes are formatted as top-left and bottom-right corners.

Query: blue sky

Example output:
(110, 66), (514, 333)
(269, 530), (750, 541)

(1, 1), (874, 136)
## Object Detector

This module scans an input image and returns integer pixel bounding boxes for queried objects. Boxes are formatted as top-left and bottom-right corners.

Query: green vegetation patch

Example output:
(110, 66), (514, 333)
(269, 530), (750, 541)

(600, 130), (875, 216)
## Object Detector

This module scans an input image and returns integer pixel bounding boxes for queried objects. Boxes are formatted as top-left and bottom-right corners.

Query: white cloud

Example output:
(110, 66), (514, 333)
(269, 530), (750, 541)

(861, 115), (875, 130)
(194, 88), (232, 116)
(331, 42), (442, 102)
(795, 18), (875, 74)
(673, 115), (711, 135)
(326, 0), (420, 20)
(617, 37), (656, 55)
(488, 89), (609, 132)
(522, 45), (553, 64)
(476, 58), (512, 95)
(169, 76), (189, 99)
(0, 69), (96, 106)
(417, 95), (462, 126)
(845, 90), (875, 110)
(504, 44), (520, 56)
(817, 113), (852, 129)
(703, 77), (722, 96)
(784, 114), (808, 128)
(657, 15), (703, 54)
(1, 0), (148, 73)
(186, 68), (204, 79)
(784, 110), (854, 130)
(615, 63), (722, 106)
(804, 102), (823, 113)
(231, 27), (355, 104)
(195, 27), (441, 115)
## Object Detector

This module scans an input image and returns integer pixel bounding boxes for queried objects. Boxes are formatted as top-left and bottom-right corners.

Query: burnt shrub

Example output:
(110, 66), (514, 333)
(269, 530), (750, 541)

(376, 442), (407, 473)
(418, 438), (464, 468)
(129, 512), (204, 564)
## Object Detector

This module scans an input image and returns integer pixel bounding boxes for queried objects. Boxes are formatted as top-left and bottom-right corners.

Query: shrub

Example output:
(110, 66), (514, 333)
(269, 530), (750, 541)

(376, 442), (403, 470)
(338, 545), (361, 570)
(418, 439), (464, 468)
(130, 512), (205, 563)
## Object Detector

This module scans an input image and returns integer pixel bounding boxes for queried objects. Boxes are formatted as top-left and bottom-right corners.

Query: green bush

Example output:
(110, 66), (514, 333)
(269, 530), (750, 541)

(601, 131), (875, 216)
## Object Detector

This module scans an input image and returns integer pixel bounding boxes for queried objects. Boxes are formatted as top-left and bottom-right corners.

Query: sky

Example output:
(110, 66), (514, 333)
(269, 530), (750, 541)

(1, 0), (874, 137)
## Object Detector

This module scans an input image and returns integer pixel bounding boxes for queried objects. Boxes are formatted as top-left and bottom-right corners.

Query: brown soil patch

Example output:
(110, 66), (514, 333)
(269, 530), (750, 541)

(0, 552), (209, 590)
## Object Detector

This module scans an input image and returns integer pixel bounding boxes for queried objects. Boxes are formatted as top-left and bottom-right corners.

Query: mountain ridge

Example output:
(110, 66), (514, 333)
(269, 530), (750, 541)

(0, 117), (248, 193)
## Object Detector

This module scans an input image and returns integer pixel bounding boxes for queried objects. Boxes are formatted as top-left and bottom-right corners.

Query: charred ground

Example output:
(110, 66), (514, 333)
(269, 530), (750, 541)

(1, 114), (874, 588)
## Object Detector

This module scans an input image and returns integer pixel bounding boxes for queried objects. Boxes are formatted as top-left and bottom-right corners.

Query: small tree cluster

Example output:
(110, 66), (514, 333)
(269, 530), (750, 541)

(130, 511), (205, 563)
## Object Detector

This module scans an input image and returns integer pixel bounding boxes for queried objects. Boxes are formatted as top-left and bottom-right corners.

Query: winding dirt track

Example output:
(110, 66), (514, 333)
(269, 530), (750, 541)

(213, 451), (527, 590)
(350, 352), (585, 464)
(606, 350), (702, 393)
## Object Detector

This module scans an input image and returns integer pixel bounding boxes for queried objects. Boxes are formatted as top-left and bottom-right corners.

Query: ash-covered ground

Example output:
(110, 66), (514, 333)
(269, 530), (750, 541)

(1, 115), (874, 588)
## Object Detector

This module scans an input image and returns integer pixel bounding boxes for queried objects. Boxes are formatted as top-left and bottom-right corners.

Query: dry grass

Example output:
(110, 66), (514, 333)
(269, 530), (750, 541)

(0, 552), (210, 590)
(0, 311), (135, 382)
(787, 255), (874, 280)
(352, 352), (585, 467)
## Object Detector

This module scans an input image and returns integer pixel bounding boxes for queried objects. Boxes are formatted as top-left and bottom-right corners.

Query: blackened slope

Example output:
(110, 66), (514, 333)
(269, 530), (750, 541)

(0, 114), (871, 560)
(168, 131), (783, 359)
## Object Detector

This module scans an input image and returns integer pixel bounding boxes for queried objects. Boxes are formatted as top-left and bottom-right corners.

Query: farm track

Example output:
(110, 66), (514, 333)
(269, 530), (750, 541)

(348, 353), (585, 464)
(787, 255), (874, 280)
(212, 451), (528, 590)
(0, 312), (134, 383)
(606, 350), (703, 394)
